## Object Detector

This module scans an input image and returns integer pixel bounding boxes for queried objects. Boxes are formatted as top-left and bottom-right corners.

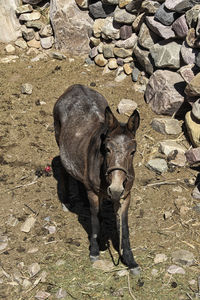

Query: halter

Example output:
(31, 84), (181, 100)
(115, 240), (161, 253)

(106, 166), (133, 179)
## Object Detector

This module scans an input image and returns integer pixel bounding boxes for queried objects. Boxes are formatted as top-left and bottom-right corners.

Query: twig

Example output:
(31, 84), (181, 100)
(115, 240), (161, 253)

(5, 178), (38, 193)
(127, 273), (137, 300)
(186, 292), (193, 300)
(198, 275), (200, 296)
(24, 204), (37, 215)
(145, 180), (179, 187)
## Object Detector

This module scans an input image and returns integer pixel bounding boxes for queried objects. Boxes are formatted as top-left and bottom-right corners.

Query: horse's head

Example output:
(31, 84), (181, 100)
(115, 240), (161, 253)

(102, 107), (140, 201)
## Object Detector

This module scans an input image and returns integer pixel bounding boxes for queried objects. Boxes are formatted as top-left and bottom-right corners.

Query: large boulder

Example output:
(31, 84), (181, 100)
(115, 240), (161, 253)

(145, 70), (186, 115)
(50, 0), (93, 55)
(0, 0), (21, 43)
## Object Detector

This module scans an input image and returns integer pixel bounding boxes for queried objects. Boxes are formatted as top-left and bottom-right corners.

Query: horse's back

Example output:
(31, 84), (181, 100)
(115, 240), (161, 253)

(53, 84), (108, 182)
(54, 84), (108, 125)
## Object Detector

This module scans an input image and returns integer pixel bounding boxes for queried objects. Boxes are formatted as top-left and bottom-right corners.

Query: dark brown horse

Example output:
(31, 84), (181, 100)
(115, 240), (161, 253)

(53, 84), (140, 274)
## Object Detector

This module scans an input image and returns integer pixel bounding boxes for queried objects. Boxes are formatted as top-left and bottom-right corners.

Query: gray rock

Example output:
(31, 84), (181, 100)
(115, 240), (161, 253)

(115, 68), (127, 82)
(120, 25), (132, 40)
(146, 16), (175, 39)
(22, 26), (35, 41)
(165, 0), (184, 11)
(89, 46), (98, 59)
(181, 41), (199, 65)
(178, 64), (195, 84)
(185, 72), (200, 97)
(117, 99), (138, 114)
(145, 70), (185, 115)
(26, 20), (44, 30)
(154, 3), (177, 26)
(151, 118), (182, 135)
(16, 4), (33, 14)
(15, 39), (28, 49)
(113, 6), (136, 24)
(115, 33), (138, 49)
(146, 158), (168, 173)
(172, 249), (195, 266)
(89, 1), (115, 19)
(138, 23), (160, 50)
(133, 43), (154, 75)
(174, 0), (194, 13)
(172, 15), (189, 38)
(126, 0), (143, 13)
(141, 0), (160, 14)
(48, 51), (66, 60)
(131, 68), (140, 82)
(159, 140), (186, 155)
(19, 11), (41, 21)
(192, 183), (200, 199)
(39, 25), (53, 37)
(113, 47), (133, 58)
(150, 41), (181, 69)
(0, 0), (22, 43)
(167, 265), (185, 274)
(102, 43), (115, 58)
(21, 83), (33, 95)
(50, 0), (93, 55)
(185, 147), (200, 164)
(185, 4), (200, 28)
(40, 36), (54, 49)
(101, 17), (120, 40)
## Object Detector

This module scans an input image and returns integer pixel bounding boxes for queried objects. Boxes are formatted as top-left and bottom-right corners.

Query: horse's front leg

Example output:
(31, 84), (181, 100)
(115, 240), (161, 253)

(87, 191), (100, 262)
(115, 195), (140, 275)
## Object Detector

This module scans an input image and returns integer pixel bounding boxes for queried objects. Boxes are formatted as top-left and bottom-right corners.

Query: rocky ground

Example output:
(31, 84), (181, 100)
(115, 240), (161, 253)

(0, 43), (200, 300)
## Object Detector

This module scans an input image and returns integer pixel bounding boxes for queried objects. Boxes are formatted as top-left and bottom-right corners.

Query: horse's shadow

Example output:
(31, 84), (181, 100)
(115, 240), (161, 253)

(52, 156), (119, 262)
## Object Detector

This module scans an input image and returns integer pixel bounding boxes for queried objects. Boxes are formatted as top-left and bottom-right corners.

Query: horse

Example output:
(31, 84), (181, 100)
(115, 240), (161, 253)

(53, 84), (140, 274)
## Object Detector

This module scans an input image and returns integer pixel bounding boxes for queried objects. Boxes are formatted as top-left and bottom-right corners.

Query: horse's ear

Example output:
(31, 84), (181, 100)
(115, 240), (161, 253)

(105, 106), (118, 131)
(127, 110), (140, 136)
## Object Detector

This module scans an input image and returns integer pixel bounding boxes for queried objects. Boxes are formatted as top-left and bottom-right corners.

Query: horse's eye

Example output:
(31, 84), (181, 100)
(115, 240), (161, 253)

(105, 147), (111, 153)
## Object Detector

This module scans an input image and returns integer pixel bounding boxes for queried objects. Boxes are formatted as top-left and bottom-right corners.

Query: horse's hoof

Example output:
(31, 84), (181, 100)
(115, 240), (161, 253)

(130, 266), (141, 276)
(90, 255), (99, 262)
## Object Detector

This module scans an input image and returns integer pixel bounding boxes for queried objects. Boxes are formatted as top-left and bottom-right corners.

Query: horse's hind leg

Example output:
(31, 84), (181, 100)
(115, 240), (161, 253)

(87, 191), (100, 262)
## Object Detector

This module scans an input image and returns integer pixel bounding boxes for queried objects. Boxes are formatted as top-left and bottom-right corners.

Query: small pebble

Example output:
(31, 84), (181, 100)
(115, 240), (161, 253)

(167, 265), (185, 275)
(154, 253), (168, 264)
(28, 262), (40, 277)
(35, 290), (51, 300)
(55, 288), (67, 299)
(21, 215), (36, 233)
(93, 259), (114, 272)
(21, 83), (33, 95)
(116, 269), (129, 277)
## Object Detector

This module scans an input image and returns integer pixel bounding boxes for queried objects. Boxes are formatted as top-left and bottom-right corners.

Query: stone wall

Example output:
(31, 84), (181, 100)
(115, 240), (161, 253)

(1, 0), (200, 117)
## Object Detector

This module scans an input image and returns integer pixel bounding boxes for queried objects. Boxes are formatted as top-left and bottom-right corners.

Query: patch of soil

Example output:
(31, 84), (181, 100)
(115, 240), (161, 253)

(0, 44), (199, 300)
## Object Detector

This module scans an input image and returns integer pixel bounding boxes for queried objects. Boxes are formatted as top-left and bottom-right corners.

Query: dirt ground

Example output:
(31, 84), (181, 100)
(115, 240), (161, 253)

(0, 44), (199, 300)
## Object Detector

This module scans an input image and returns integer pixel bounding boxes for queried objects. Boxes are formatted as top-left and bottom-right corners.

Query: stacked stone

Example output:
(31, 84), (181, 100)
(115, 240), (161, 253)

(75, 0), (200, 113)
(14, 2), (54, 52)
